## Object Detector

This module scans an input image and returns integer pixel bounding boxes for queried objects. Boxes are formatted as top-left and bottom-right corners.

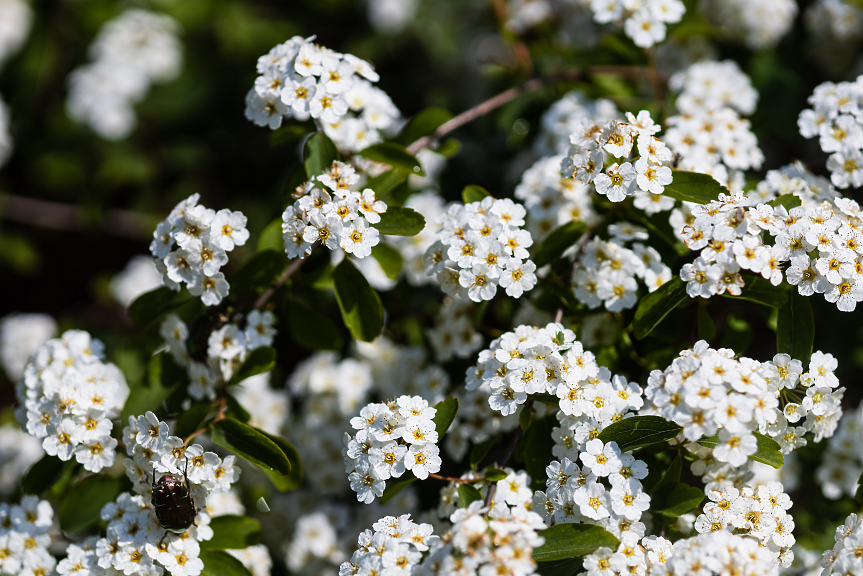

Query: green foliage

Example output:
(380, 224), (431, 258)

(397, 107), (453, 144)
(462, 185), (491, 204)
(210, 418), (292, 475)
(380, 475), (417, 504)
(303, 133), (340, 179)
(288, 298), (343, 350)
(202, 516), (263, 549)
(332, 258), (384, 342)
(371, 243), (404, 279)
(768, 194), (803, 210)
(229, 346), (276, 384)
(651, 482), (705, 516)
(360, 143), (424, 175)
(457, 484), (483, 507)
(128, 287), (191, 330)
(663, 171), (726, 204)
(777, 292), (814, 365)
(367, 169), (409, 201)
(230, 250), (286, 293)
(257, 430), (304, 491)
(200, 550), (254, 576)
(597, 416), (683, 451)
(532, 523), (620, 562)
(483, 468), (508, 482)
(722, 275), (789, 308)
(531, 221), (588, 268)
(432, 397), (459, 438)
(372, 206), (426, 236)
(122, 352), (185, 422)
(631, 277), (688, 339)
(59, 475), (121, 533)
(21, 455), (69, 496)
(517, 415), (556, 491)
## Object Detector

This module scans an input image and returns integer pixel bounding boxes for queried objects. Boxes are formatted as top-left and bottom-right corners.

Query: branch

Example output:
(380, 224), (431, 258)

(252, 258), (304, 309)
(406, 66), (666, 155)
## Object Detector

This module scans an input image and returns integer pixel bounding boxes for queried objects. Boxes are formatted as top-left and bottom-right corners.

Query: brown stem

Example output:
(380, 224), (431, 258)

(252, 258), (304, 309)
(554, 308), (563, 323)
(427, 473), (484, 484)
(406, 66), (665, 155)
(645, 48), (665, 122)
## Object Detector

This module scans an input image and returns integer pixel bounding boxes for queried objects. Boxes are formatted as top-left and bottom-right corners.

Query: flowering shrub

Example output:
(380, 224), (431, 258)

(6, 3), (863, 576)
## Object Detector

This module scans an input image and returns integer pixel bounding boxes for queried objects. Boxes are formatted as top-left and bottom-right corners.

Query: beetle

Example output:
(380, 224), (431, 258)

(151, 459), (197, 534)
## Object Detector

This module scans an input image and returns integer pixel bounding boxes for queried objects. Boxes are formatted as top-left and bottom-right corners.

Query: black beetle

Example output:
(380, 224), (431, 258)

(151, 459), (197, 533)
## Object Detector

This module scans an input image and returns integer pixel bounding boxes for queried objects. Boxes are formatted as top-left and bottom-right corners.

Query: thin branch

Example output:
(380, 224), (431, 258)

(645, 48), (665, 122)
(1, 194), (155, 240)
(427, 473), (484, 484)
(184, 397), (227, 445)
(252, 258), (304, 309)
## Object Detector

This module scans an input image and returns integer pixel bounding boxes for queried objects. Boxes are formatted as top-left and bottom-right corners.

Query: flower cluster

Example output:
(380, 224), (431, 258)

(339, 514), (437, 576)
(798, 75), (863, 189)
(643, 343), (843, 474)
(344, 395), (442, 503)
(581, 534), (672, 576)
(246, 37), (399, 153)
(150, 194), (249, 307)
(587, 0), (685, 48)
(701, 0), (797, 49)
(426, 298), (483, 363)
(417, 501), (546, 576)
(534, 440), (652, 539)
(0, 312), (56, 381)
(822, 513), (863, 575)
(0, 0), (31, 68)
(423, 197), (537, 302)
(678, 175), (863, 312)
(562, 110), (674, 203)
(0, 496), (55, 576)
(160, 310), (276, 400)
(534, 90), (620, 158)
(67, 9), (182, 140)
(816, 398), (863, 499)
(665, 60), (762, 191)
(77, 411), (241, 576)
(806, 0), (863, 45)
(572, 223), (672, 311)
(16, 330), (128, 473)
(694, 483), (796, 566)
(282, 161), (385, 260)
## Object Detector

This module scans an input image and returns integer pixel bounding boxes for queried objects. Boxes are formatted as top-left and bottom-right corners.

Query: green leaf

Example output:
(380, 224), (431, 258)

(225, 394), (252, 423)
(458, 484), (483, 507)
(519, 405), (532, 430)
(371, 206), (426, 236)
(855, 471), (863, 504)
(533, 393), (560, 406)
(777, 292), (814, 365)
(536, 559), (584, 576)
(649, 454), (682, 496)
(663, 171), (726, 204)
(304, 132), (339, 180)
(128, 287), (191, 329)
(767, 194), (802, 210)
(470, 437), (499, 468)
(532, 221), (588, 268)
(332, 258), (384, 342)
(371, 243), (404, 279)
(360, 143), (424, 175)
(59, 475), (121, 532)
(435, 138), (461, 158)
(257, 218), (284, 252)
(597, 416), (682, 452)
(697, 431), (784, 468)
(722, 275), (789, 308)
(532, 523), (620, 562)
(288, 298), (343, 350)
(230, 347), (276, 384)
(432, 397), (459, 438)
(366, 169), (409, 202)
(652, 482), (705, 516)
(519, 416), (556, 491)
(201, 515), (262, 550)
(201, 550), (254, 576)
(484, 468), (508, 482)
(210, 418), (291, 474)
(697, 305), (716, 342)
(230, 250), (286, 293)
(462, 185), (491, 204)
(122, 352), (184, 422)
(380, 474), (417, 504)
(174, 402), (216, 439)
(21, 455), (69, 495)
(397, 107), (453, 144)
(631, 277), (688, 339)
(257, 430), (304, 491)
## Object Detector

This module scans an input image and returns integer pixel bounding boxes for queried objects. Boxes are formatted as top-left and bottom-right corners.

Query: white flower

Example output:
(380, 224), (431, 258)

(595, 163), (637, 202)
(713, 428), (757, 467)
(341, 219), (379, 258)
(499, 258), (537, 298)
(211, 209), (249, 251)
(579, 439), (622, 477)
(403, 443), (441, 480)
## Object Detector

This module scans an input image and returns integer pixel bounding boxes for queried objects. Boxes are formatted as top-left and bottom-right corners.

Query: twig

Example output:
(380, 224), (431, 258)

(1, 194), (156, 240)
(645, 48), (665, 122)
(184, 397), (227, 445)
(252, 258), (304, 309)
(428, 473), (484, 484)
(554, 308), (563, 323)
(406, 66), (663, 155)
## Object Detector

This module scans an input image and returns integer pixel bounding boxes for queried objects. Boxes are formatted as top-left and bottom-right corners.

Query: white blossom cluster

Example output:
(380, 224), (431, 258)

(694, 483), (796, 567)
(111, 255), (164, 308)
(502, 0), (601, 49)
(643, 342), (843, 470)
(283, 161), (385, 260)
(677, 178), (863, 312)
(822, 512), (863, 575)
(416, 501), (547, 576)
(533, 440), (652, 541)
(0, 312), (56, 381)
(160, 310), (276, 400)
(233, 373), (288, 436)
(423, 197), (538, 302)
(426, 298), (483, 363)
(16, 330), (128, 473)
(150, 194), (249, 307)
(700, 0), (797, 49)
(0, 0), (31, 68)
(563, 110), (674, 203)
(665, 61), (762, 191)
(67, 9), (182, 140)
(80, 410), (241, 576)
(345, 395), (442, 503)
(815, 398), (863, 500)
(798, 75), (863, 189)
(0, 496), (55, 576)
(587, 0), (685, 48)
(582, 530), (779, 576)
(339, 514), (438, 576)
(436, 466), (535, 521)
(534, 90), (620, 157)
(572, 223), (673, 311)
(806, 0), (863, 45)
(365, 0), (419, 33)
(247, 36), (400, 153)
(0, 424), (42, 497)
